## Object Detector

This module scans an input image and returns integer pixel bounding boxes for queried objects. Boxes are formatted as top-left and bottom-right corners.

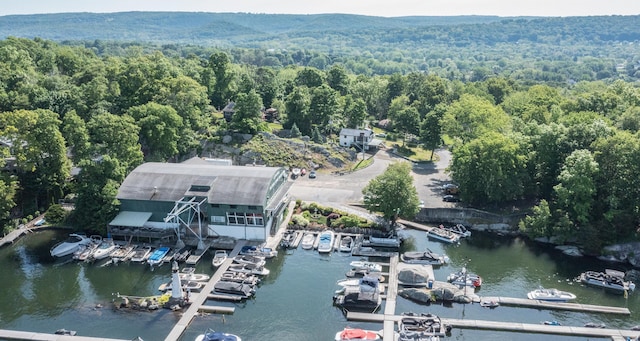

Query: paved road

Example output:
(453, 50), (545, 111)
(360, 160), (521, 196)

(288, 148), (455, 210)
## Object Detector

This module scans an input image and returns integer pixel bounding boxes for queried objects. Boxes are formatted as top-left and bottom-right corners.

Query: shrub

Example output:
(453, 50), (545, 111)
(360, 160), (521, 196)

(291, 214), (309, 227)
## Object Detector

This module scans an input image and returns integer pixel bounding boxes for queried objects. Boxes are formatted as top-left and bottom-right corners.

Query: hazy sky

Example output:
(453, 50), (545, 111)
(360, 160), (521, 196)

(2, 0), (639, 17)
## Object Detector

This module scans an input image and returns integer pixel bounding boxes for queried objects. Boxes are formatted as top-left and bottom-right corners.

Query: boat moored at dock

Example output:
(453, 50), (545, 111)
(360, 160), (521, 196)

(440, 223), (471, 238)
(50, 233), (92, 258)
(195, 328), (241, 341)
(334, 327), (382, 340)
(349, 260), (382, 273)
(426, 227), (460, 244)
(212, 250), (228, 267)
(401, 250), (449, 266)
(300, 233), (315, 250)
(527, 287), (576, 301)
(148, 246), (171, 267)
(130, 245), (154, 263)
(317, 230), (335, 253)
(213, 281), (255, 299)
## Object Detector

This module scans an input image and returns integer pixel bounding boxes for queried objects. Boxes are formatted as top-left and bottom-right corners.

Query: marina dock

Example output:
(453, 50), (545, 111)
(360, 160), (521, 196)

(479, 296), (630, 315)
(0, 329), (131, 341)
(164, 240), (246, 341)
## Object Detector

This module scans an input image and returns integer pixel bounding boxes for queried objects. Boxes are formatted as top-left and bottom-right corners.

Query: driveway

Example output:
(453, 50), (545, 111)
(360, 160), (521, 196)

(288, 148), (455, 210)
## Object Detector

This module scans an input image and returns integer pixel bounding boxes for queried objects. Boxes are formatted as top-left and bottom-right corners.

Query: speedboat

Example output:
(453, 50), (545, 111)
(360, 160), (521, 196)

(345, 269), (385, 282)
(50, 233), (92, 258)
(239, 245), (278, 258)
(301, 233), (315, 250)
(480, 299), (499, 308)
(212, 250), (228, 267)
(234, 254), (266, 267)
(317, 230), (335, 253)
(195, 328), (241, 341)
(91, 238), (118, 260)
(579, 269), (636, 294)
(426, 227), (460, 244)
(158, 280), (202, 292)
(179, 267), (211, 282)
(447, 268), (482, 288)
(147, 246), (171, 266)
(339, 236), (353, 252)
(401, 250), (449, 266)
(228, 263), (270, 276)
(440, 223), (471, 237)
(280, 230), (296, 249)
(527, 287), (576, 301)
(220, 271), (261, 286)
(349, 260), (382, 273)
(334, 327), (382, 340)
(367, 234), (401, 248)
(130, 246), (153, 263)
(54, 329), (77, 336)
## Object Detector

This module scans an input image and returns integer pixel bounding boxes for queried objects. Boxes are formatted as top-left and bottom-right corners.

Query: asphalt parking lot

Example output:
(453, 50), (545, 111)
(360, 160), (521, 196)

(288, 148), (457, 209)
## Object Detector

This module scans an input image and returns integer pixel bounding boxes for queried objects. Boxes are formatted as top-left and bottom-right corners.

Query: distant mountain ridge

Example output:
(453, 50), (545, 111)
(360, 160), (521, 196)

(0, 12), (513, 44)
(1, 12), (638, 51)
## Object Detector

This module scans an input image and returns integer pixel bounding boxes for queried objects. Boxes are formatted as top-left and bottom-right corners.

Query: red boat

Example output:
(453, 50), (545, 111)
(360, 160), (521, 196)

(334, 328), (381, 340)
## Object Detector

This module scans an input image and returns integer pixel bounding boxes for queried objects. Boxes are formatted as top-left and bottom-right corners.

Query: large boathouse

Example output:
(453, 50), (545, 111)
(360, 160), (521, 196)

(108, 157), (291, 246)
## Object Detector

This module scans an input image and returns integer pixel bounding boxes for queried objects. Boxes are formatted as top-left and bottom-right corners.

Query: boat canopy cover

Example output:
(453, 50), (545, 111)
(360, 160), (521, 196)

(109, 211), (152, 227)
(203, 331), (238, 341)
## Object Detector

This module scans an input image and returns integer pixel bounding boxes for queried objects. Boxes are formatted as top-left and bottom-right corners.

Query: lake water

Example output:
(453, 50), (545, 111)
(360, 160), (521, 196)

(0, 228), (638, 341)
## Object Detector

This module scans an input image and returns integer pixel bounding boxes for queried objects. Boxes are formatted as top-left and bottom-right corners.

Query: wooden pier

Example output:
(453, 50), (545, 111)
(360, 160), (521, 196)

(164, 240), (247, 341)
(479, 296), (630, 315)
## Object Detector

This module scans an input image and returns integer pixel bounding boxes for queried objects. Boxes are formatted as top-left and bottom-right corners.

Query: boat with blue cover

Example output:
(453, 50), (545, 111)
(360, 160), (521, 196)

(148, 246), (171, 266)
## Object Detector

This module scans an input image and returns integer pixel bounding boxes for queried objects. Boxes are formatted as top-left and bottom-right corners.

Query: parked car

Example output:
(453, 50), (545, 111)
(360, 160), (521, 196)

(443, 195), (460, 202)
(442, 183), (459, 194)
(309, 170), (317, 179)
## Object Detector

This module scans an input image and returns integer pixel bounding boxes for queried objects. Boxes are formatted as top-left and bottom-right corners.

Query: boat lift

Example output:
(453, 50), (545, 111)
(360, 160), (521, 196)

(164, 197), (208, 250)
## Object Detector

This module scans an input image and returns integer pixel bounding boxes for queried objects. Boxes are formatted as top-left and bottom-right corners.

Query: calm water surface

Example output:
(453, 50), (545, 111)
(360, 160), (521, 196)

(0, 228), (638, 341)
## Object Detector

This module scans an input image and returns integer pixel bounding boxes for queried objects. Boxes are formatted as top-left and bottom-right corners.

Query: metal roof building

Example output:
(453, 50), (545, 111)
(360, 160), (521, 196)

(109, 158), (291, 247)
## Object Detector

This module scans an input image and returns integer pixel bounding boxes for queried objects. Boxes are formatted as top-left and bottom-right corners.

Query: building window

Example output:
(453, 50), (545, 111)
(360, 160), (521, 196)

(211, 204), (220, 208)
(211, 215), (225, 223)
(248, 206), (257, 210)
(230, 205), (237, 209)
(227, 212), (245, 225)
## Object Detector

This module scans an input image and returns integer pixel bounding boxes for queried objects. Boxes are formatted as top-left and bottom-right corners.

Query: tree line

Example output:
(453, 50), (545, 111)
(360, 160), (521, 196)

(0, 37), (639, 253)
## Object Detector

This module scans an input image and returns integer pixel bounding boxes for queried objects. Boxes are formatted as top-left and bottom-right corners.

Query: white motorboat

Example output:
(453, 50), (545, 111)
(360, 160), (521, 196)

(401, 250), (449, 266)
(220, 271), (261, 286)
(317, 230), (335, 253)
(527, 287), (576, 301)
(579, 269), (635, 294)
(301, 233), (315, 250)
(349, 260), (382, 273)
(195, 328), (242, 341)
(234, 254), (266, 267)
(334, 327), (382, 340)
(399, 312), (452, 339)
(130, 245), (153, 263)
(339, 236), (353, 252)
(426, 227), (460, 244)
(91, 238), (117, 260)
(212, 250), (228, 267)
(440, 223), (472, 237)
(280, 230), (296, 249)
(179, 267), (211, 282)
(239, 245), (278, 258)
(50, 233), (92, 258)
(228, 263), (270, 276)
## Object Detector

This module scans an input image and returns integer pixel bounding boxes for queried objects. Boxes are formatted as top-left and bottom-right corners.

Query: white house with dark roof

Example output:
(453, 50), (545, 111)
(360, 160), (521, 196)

(109, 157), (291, 245)
(339, 128), (383, 151)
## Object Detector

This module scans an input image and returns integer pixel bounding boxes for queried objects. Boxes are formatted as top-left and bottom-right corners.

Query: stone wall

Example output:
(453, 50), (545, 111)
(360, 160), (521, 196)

(415, 207), (527, 233)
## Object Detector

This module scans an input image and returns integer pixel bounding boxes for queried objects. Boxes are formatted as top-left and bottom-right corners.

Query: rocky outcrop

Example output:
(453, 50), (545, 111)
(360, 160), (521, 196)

(601, 242), (640, 267)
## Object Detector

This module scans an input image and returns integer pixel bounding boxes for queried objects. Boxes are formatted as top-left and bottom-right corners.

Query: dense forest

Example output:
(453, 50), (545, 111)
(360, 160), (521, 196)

(1, 13), (640, 253)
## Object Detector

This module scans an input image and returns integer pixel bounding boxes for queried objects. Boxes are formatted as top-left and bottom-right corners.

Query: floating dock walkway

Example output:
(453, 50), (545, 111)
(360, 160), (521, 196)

(479, 296), (630, 315)
(0, 330), (131, 341)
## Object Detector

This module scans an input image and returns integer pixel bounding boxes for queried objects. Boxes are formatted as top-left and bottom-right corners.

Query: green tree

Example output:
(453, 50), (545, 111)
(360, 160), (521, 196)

(419, 105), (444, 160)
(128, 102), (183, 161)
(87, 113), (143, 172)
(442, 93), (511, 143)
(326, 64), (350, 96)
(72, 156), (125, 234)
(62, 110), (91, 164)
(295, 67), (325, 88)
(553, 149), (599, 228)
(231, 90), (265, 134)
(284, 87), (312, 135)
(362, 162), (420, 226)
(309, 84), (339, 128)
(207, 52), (235, 109)
(393, 106), (421, 146)
(449, 132), (529, 203)
(343, 95), (367, 129)
(519, 199), (552, 238)
(290, 122), (301, 138)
